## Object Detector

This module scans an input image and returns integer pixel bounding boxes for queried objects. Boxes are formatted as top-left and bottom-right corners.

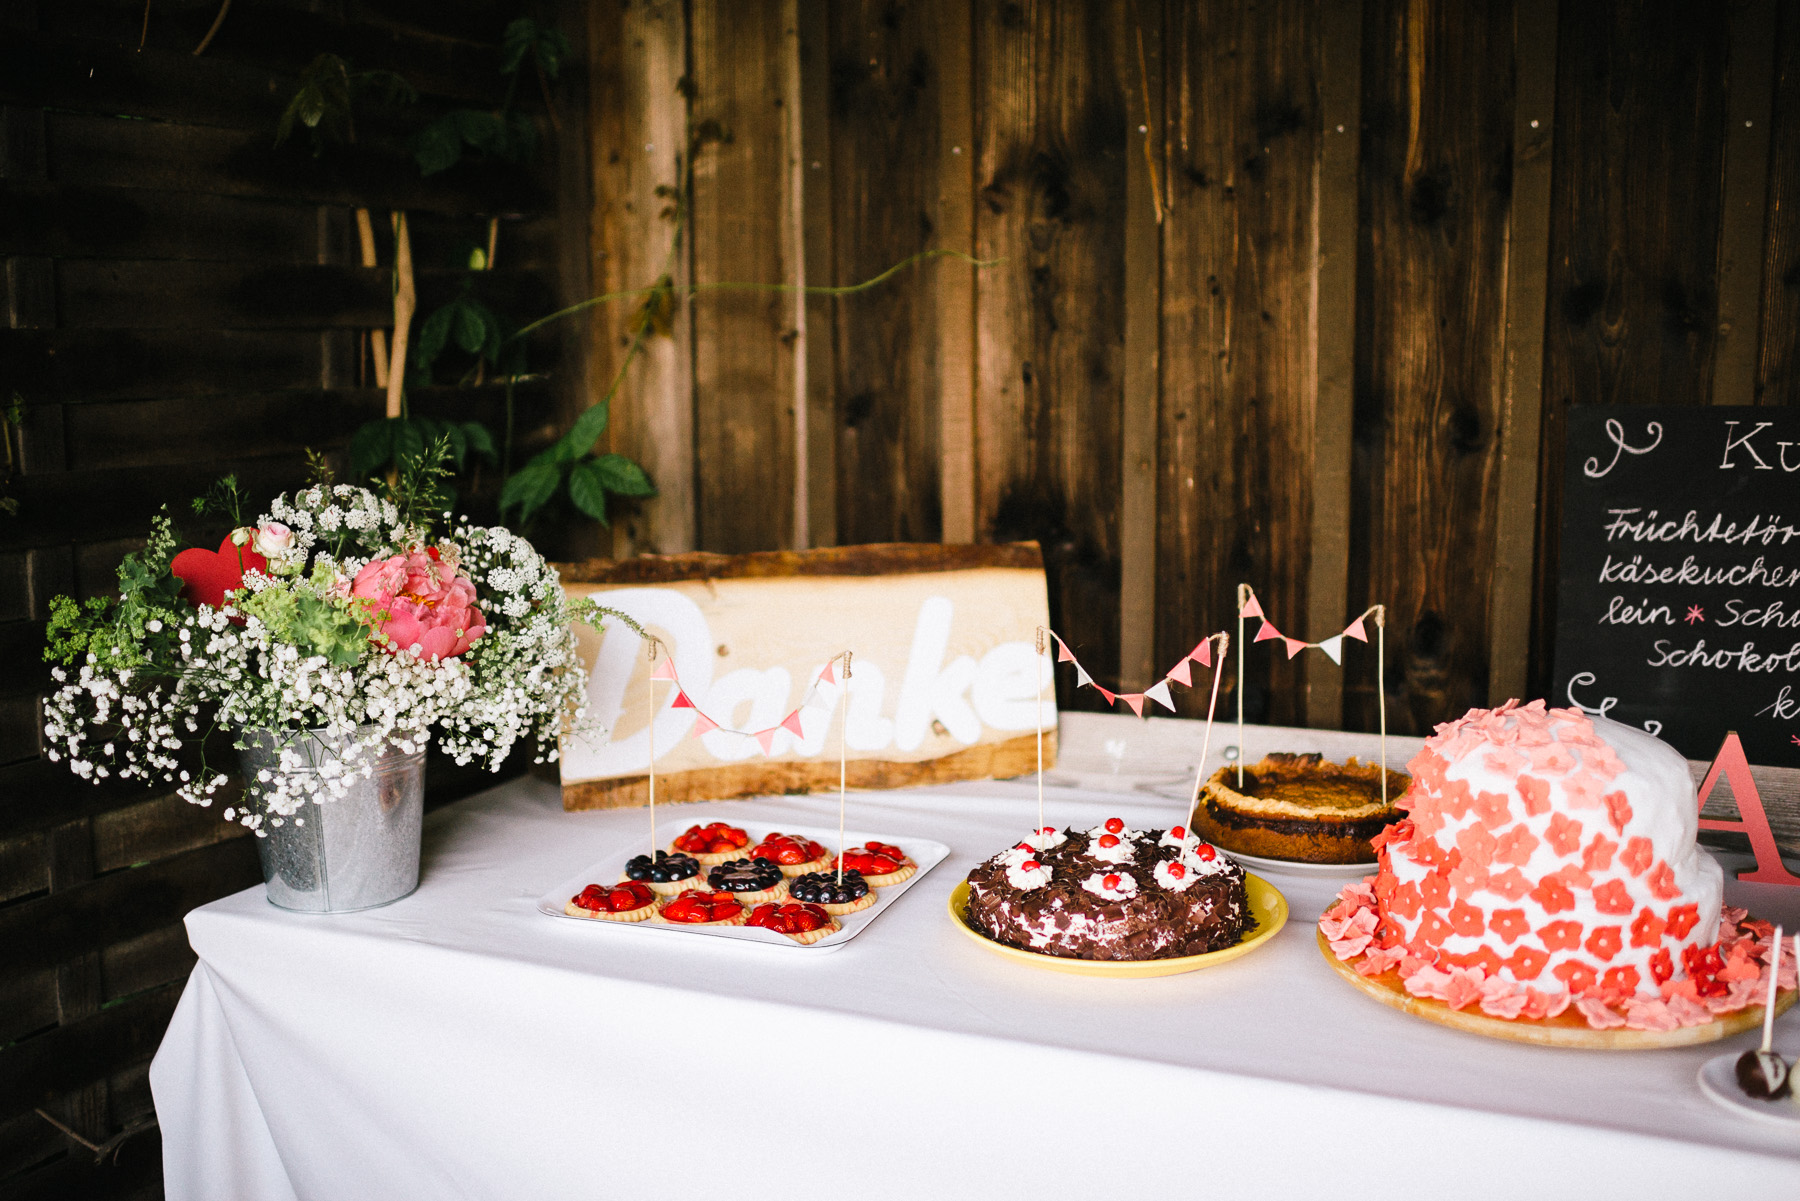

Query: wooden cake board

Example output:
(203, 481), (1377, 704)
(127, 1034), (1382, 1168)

(1317, 928), (1797, 1050)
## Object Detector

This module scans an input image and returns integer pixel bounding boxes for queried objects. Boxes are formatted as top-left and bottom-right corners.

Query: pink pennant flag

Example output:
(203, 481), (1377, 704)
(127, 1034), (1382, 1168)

(1344, 616), (1368, 643)
(1144, 680), (1177, 712)
(1240, 594), (1264, 619)
(1166, 657), (1194, 687)
(1191, 638), (1213, 668)
(1282, 637), (1308, 660)
(1056, 637), (1075, 663)
(650, 658), (678, 681)
(692, 713), (719, 737)
(779, 710), (805, 738)
(1122, 693), (1146, 717)
(755, 729), (778, 755)
(670, 689), (696, 710)
(1097, 687), (1116, 704)
(818, 661), (836, 685)
(1254, 620), (1282, 644)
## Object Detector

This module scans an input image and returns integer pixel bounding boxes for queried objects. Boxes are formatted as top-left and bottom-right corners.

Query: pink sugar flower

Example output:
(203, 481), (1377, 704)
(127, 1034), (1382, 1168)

(351, 549), (487, 661)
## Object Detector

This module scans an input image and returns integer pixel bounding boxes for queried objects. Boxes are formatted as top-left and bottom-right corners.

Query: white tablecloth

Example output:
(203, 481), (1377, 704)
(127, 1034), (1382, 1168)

(151, 715), (1800, 1199)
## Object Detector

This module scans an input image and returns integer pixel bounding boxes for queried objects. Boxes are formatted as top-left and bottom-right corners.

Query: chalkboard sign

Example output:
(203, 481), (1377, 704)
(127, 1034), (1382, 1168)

(1554, 406), (1800, 769)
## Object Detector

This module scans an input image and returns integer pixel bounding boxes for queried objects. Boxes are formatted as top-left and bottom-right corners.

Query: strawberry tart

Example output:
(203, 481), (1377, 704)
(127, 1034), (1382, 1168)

(1320, 699), (1795, 1032)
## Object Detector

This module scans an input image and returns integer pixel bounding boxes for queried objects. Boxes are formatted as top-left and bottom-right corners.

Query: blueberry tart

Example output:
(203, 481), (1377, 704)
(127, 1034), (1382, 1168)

(787, 869), (876, 915)
(705, 856), (788, 905)
(623, 850), (702, 896)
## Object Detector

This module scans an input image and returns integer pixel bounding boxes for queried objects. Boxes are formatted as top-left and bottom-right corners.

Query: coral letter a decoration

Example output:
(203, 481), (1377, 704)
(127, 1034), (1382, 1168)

(1695, 733), (1800, 886)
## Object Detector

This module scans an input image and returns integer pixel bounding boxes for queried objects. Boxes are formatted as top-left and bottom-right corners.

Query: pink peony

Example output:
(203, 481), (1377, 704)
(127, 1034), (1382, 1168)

(350, 549), (486, 661)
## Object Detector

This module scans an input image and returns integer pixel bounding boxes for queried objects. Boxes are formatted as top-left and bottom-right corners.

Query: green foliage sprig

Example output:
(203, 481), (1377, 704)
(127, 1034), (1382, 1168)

(350, 417), (496, 487)
(413, 17), (567, 176)
(498, 400), (653, 529)
(276, 54), (416, 153)
(45, 510), (186, 670)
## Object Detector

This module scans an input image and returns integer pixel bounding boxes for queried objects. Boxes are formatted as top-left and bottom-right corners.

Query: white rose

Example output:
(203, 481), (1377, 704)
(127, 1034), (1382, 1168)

(253, 522), (294, 557)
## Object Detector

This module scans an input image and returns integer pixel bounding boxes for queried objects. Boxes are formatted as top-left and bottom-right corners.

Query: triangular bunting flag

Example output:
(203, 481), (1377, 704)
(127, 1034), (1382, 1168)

(1056, 638), (1075, 663)
(1076, 665), (1095, 689)
(819, 661), (836, 685)
(670, 690), (696, 710)
(1240, 594), (1264, 619)
(1122, 693), (1146, 717)
(1166, 657), (1193, 687)
(650, 658), (678, 681)
(779, 710), (805, 737)
(1317, 635), (1344, 665)
(1144, 680), (1176, 712)
(1282, 638), (1308, 660)
(692, 713), (718, 737)
(1097, 687), (1116, 704)
(1192, 639), (1213, 668)
(755, 729), (778, 755)
(1343, 616), (1368, 643)
(1254, 620), (1282, 643)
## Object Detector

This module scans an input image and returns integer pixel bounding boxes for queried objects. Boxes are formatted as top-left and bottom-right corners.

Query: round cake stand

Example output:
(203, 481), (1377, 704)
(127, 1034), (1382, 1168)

(946, 875), (1287, 978)
(1317, 928), (1797, 1049)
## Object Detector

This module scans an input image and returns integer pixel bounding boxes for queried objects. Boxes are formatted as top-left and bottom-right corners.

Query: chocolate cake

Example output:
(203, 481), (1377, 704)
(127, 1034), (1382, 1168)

(963, 820), (1252, 961)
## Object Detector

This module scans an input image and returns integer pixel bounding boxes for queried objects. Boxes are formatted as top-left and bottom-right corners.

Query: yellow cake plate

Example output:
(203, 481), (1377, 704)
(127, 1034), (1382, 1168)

(1318, 925), (1797, 1049)
(947, 874), (1288, 977)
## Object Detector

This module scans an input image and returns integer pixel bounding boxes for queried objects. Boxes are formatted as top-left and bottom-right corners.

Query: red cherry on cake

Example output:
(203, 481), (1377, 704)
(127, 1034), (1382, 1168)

(1104, 818), (1125, 834)
(1170, 825), (1187, 841)
(1097, 834), (1120, 849)
(1103, 873), (1121, 890)
(1166, 862), (1187, 880)
(1016, 842), (1035, 852)
(1021, 859), (1041, 872)
(1195, 845), (1216, 861)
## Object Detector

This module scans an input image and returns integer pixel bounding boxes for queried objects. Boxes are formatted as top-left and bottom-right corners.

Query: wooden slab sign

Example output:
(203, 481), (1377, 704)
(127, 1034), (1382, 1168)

(555, 543), (1057, 809)
(1554, 407), (1800, 769)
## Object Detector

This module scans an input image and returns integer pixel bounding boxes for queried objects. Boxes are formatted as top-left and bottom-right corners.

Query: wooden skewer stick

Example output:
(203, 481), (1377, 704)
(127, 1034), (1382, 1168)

(1763, 924), (1786, 1054)
(1236, 584), (1249, 787)
(1375, 605), (1387, 806)
(837, 651), (851, 886)
(1036, 626), (1047, 845)
(645, 638), (660, 859)
(1186, 632), (1229, 851)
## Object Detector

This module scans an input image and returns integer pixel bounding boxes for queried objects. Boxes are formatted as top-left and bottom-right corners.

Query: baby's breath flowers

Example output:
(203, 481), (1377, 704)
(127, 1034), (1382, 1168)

(44, 465), (627, 835)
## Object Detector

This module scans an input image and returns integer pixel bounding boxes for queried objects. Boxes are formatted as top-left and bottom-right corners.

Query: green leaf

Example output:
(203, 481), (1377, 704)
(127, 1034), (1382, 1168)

(558, 401), (611, 458)
(566, 459), (610, 526)
(412, 116), (464, 176)
(440, 420), (468, 469)
(393, 418), (426, 466)
(460, 421), (497, 461)
(415, 303), (454, 378)
(453, 301), (488, 355)
(349, 418), (396, 480)
(499, 461), (562, 526)
(593, 453), (655, 497)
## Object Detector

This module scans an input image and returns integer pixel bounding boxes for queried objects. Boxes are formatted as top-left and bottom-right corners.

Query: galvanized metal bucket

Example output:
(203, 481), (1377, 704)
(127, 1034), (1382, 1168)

(237, 728), (425, 913)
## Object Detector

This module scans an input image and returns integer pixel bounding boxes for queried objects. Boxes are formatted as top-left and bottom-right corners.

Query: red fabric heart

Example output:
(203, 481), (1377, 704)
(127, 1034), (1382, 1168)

(170, 535), (267, 614)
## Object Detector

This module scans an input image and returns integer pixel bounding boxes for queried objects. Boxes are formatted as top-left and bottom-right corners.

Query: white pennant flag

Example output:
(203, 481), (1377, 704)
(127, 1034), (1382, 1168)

(1076, 664), (1095, 689)
(1317, 635), (1343, 665)
(1143, 679), (1177, 712)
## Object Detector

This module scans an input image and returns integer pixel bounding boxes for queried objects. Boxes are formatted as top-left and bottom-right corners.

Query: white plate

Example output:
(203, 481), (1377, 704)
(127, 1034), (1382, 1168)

(1697, 1051), (1800, 1125)
(1223, 850), (1379, 878)
(537, 822), (948, 953)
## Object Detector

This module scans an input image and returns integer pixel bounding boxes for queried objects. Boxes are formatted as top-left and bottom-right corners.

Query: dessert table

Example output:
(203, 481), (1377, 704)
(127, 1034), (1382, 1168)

(150, 714), (1800, 1200)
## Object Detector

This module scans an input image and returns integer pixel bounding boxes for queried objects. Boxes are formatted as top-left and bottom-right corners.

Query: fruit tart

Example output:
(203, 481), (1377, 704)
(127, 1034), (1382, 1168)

(624, 849), (703, 896)
(671, 821), (753, 866)
(656, 890), (747, 927)
(748, 832), (832, 877)
(787, 868), (876, 915)
(837, 841), (916, 887)
(746, 901), (841, 945)
(564, 881), (660, 923)
(705, 856), (788, 905)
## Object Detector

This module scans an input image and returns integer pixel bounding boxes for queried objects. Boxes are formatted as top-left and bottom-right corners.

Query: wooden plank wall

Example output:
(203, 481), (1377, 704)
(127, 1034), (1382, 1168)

(0, 2), (588, 1196)
(589, 0), (1800, 730)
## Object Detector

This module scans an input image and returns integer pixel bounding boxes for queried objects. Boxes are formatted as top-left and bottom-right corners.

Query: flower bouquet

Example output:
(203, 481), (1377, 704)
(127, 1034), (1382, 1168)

(43, 456), (626, 909)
